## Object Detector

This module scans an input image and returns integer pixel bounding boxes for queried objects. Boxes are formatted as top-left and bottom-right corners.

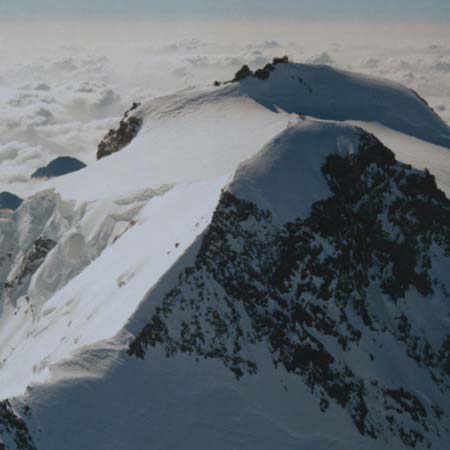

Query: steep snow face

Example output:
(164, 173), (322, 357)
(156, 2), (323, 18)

(231, 62), (450, 148)
(0, 177), (224, 400)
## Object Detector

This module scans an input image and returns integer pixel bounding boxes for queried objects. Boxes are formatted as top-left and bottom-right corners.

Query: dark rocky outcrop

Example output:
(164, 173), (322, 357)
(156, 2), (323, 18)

(129, 129), (450, 447)
(0, 192), (22, 211)
(31, 157), (86, 179)
(0, 401), (36, 450)
(213, 56), (292, 86)
(253, 64), (275, 80)
(97, 102), (142, 160)
(232, 65), (253, 82)
(272, 55), (290, 65)
(230, 56), (290, 84)
(4, 237), (56, 289)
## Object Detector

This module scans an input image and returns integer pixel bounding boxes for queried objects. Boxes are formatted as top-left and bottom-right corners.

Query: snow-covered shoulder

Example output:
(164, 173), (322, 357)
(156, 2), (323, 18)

(228, 120), (361, 224)
(35, 94), (293, 203)
(231, 62), (450, 149)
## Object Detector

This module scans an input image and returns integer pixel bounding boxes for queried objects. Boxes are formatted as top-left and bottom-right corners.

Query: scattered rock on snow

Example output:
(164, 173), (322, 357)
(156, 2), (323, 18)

(231, 56), (290, 83)
(97, 102), (143, 160)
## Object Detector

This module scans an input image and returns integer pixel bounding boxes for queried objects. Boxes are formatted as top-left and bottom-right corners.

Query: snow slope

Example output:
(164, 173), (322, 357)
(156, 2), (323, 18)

(29, 94), (295, 203)
(1, 62), (449, 450)
(234, 62), (450, 148)
(0, 178), (225, 399)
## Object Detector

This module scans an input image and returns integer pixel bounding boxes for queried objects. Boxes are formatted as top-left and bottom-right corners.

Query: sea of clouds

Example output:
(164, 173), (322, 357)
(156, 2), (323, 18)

(0, 20), (449, 197)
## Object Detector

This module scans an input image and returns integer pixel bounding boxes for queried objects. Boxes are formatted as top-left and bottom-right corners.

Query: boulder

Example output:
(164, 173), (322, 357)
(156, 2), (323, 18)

(97, 102), (143, 160)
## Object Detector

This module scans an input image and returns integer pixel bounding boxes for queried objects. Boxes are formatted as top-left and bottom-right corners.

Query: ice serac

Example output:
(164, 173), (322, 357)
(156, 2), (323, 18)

(229, 61), (450, 149)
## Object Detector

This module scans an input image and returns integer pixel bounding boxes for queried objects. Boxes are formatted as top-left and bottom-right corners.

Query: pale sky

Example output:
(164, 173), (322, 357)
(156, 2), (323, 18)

(1, 0), (450, 21)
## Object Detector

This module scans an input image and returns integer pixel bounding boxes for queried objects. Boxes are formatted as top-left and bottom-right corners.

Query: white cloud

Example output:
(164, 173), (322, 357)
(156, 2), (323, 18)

(306, 51), (334, 65)
(433, 57), (450, 72)
(360, 57), (379, 69)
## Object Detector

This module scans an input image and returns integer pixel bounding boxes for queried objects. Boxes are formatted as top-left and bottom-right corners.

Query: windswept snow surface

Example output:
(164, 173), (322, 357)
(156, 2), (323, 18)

(29, 93), (295, 202)
(235, 63), (450, 148)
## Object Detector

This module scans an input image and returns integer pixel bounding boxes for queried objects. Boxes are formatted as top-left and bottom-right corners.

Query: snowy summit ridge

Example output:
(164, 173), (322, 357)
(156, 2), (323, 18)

(224, 58), (450, 148)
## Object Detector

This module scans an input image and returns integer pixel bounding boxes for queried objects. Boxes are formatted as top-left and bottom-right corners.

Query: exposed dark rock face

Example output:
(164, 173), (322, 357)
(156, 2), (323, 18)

(254, 63), (275, 80)
(232, 65), (253, 82)
(0, 193), (22, 211)
(4, 237), (56, 289)
(272, 56), (290, 65)
(129, 130), (450, 447)
(231, 56), (290, 83)
(0, 401), (36, 450)
(97, 102), (142, 160)
(31, 157), (86, 179)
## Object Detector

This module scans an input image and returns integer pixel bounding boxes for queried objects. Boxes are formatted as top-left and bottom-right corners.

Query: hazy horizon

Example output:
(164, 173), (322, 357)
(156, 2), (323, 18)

(1, 0), (450, 22)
